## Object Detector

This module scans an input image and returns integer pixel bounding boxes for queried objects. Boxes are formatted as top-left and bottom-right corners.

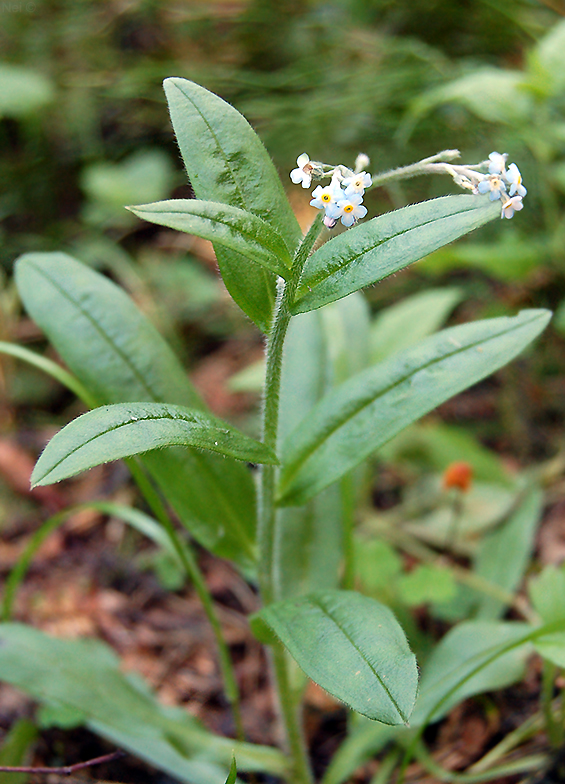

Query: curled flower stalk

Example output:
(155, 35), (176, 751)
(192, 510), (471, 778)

(290, 148), (528, 225)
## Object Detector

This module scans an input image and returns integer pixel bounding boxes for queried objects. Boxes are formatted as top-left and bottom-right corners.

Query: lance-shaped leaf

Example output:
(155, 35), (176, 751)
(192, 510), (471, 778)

(15, 253), (257, 568)
(164, 78), (301, 331)
(31, 402), (277, 487)
(128, 199), (291, 278)
(0, 623), (288, 782)
(278, 309), (551, 506)
(252, 591), (418, 725)
(291, 195), (499, 314)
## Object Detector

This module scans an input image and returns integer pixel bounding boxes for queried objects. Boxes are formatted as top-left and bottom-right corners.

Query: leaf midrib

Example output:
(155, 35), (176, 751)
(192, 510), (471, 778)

(138, 202), (289, 268)
(35, 410), (216, 483)
(309, 595), (410, 723)
(28, 262), (165, 405)
(297, 199), (492, 297)
(171, 81), (248, 211)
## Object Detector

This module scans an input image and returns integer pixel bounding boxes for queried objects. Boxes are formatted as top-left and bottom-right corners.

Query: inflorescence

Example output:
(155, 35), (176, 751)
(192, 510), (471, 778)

(290, 150), (527, 229)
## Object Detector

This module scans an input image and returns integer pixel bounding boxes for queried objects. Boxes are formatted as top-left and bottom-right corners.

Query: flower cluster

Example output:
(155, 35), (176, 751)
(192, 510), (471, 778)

(290, 154), (372, 229)
(290, 149), (528, 225)
(474, 152), (527, 219)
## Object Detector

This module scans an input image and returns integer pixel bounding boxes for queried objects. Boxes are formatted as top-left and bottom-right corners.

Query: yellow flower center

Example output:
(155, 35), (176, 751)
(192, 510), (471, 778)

(344, 204), (354, 213)
(322, 193), (332, 203)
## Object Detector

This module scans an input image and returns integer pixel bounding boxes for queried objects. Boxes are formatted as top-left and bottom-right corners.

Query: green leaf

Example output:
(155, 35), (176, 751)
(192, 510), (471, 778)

(274, 310), (342, 601)
(411, 621), (532, 725)
(278, 309), (550, 506)
(15, 252), (257, 568)
(81, 149), (175, 227)
(31, 402), (277, 487)
(397, 565), (457, 607)
(0, 63), (54, 118)
(164, 77), (301, 331)
(529, 564), (565, 624)
(369, 288), (462, 364)
(291, 196), (499, 314)
(0, 624), (287, 783)
(474, 487), (543, 620)
(532, 19), (565, 95)
(253, 590), (418, 724)
(225, 758), (237, 784)
(0, 719), (37, 784)
(0, 341), (97, 408)
(128, 199), (291, 278)
(407, 68), (532, 127)
(321, 292), (371, 385)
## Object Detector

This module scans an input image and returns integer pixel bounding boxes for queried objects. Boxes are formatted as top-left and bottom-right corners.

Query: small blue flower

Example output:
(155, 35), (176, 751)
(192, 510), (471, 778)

(506, 163), (527, 198)
(290, 153), (314, 189)
(310, 181), (343, 211)
(477, 174), (507, 201)
(501, 195), (524, 219)
(330, 192), (368, 227)
(488, 152), (507, 175)
(342, 171), (372, 196)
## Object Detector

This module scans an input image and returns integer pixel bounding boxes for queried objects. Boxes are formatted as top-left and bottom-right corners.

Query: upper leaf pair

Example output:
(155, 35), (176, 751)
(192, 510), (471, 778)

(136, 79), (501, 330)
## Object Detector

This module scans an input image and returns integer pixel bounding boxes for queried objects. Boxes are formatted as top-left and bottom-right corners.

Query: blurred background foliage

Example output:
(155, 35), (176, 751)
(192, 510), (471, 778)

(1, 0), (565, 459)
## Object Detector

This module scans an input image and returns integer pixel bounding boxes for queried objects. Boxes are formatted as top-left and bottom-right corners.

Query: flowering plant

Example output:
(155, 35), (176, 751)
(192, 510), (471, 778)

(0, 79), (560, 784)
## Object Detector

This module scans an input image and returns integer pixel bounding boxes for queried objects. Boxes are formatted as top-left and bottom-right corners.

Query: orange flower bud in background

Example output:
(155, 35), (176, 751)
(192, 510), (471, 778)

(442, 461), (473, 493)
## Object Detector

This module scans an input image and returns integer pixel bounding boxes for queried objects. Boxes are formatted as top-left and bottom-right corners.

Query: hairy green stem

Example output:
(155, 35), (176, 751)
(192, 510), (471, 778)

(127, 460), (245, 742)
(258, 215), (323, 784)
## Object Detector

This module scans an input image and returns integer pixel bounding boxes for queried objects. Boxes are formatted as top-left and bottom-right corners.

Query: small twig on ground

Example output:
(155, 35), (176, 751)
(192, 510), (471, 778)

(0, 749), (125, 775)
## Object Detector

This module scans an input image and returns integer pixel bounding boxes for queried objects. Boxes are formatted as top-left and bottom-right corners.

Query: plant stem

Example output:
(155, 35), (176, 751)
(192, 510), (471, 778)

(258, 215), (323, 784)
(127, 459), (246, 742)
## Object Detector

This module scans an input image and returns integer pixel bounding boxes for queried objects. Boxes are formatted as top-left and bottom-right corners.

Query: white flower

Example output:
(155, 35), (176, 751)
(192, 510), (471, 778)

(290, 153), (314, 189)
(488, 151), (507, 175)
(506, 163), (527, 197)
(342, 171), (372, 196)
(477, 174), (507, 201)
(501, 195), (523, 219)
(310, 180), (343, 211)
(329, 192), (368, 227)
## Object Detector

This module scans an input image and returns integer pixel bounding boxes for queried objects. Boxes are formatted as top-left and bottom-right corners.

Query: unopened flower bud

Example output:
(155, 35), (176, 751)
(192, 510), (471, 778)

(442, 461), (473, 493)
(354, 153), (370, 173)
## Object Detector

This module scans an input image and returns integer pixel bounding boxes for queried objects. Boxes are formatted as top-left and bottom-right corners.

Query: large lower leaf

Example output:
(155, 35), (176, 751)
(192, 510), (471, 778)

(0, 624), (287, 784)
(15, 253), (257, 568)
(253, 591), (418, 725)
(31, 402), (278, 487)
(128, 200), (291, 278)
(164, 78), (301, 331)
(291, 196), (499, 314)
(278, 309), (550, 506)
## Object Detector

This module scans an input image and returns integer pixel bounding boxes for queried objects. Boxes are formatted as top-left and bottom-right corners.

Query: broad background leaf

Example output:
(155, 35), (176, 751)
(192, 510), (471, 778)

(278, 310), (550, 506)
(291, 196), (499, 314)
(15, 252), (257, 569)
(164, 77), (301, 331)
(0, 624), (287, 784)
(273, 293), (369, 601)
(254, 590), (418, 725)
(411, 621), (532, 725)
(474, 486), (543, 619)
(369, 288), (462, 364)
